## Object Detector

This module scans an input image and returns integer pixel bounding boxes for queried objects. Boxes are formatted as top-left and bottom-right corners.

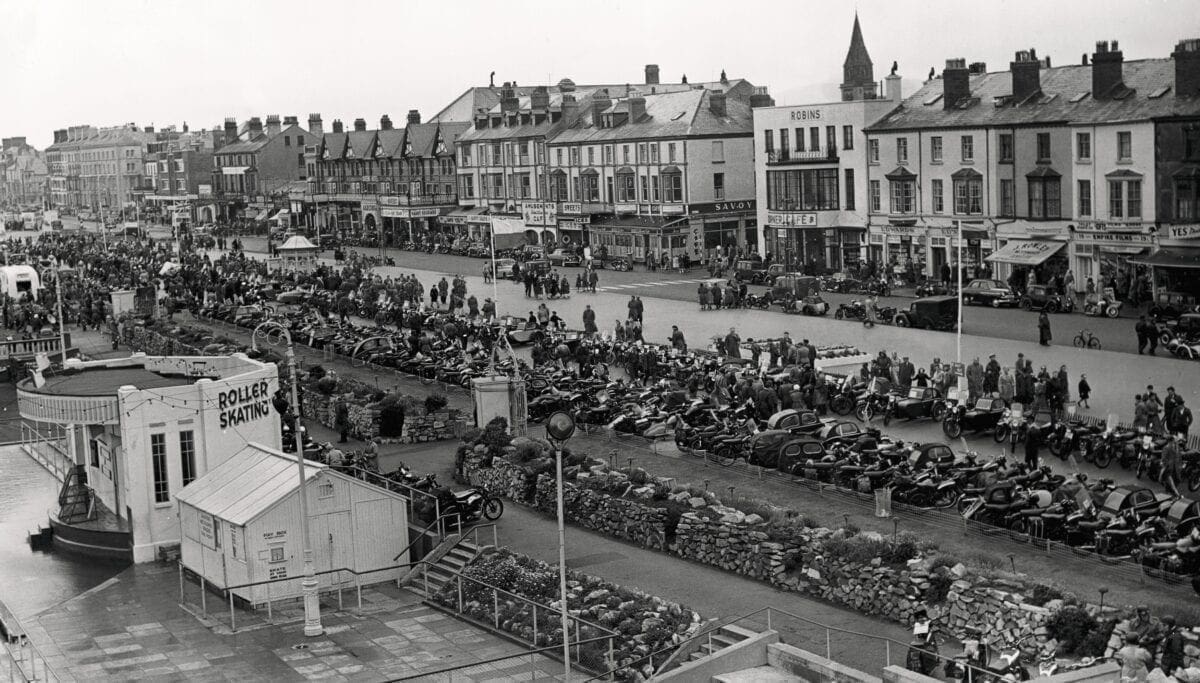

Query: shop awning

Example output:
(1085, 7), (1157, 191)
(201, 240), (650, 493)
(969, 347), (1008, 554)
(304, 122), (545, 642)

(253, 209), (269, 221)
(1096, 244), (1148, 255)
(1129, 248), (1200, 269)
(985, 239), (1065, 265)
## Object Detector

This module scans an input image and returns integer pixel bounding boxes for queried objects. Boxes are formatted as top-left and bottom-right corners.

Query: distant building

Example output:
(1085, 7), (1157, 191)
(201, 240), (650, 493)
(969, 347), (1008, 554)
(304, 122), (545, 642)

(305, 111), (469, 242)
(212, 115), (314, 222)
(141, 125), (218, 226)
(1, 137), (47, 208)
(45, 124), (156, 214)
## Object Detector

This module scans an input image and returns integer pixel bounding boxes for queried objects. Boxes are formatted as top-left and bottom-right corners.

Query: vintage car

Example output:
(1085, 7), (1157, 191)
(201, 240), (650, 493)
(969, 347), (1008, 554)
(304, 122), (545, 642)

(523, 258), (553, 276)
(765, 409), (828, 435)
(1158, 313), (1200, 345)
(275, 285), (317, 305)
(769, 274), (828, 316)
(816, 420), (876, 447)
(941, 396), (1007, 438)
(1020, 284), (1074, 313)
(962, 279), (1019, 308)
(733, 259), (771, 284)
(893, 296), (959, 331)
(908, 442), (957, 469)
(494, 258), (520, 279)
(914, 280), (956, 297)
(746, 431), (824, 470)
(773, 435), (828, 476)
(881, 386), (944, 425)
(546, 249), (583, 267)
(500, 317), (546, 345)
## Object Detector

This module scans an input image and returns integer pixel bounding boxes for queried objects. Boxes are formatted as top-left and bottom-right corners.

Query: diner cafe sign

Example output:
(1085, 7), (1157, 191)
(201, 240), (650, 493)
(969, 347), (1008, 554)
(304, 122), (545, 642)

(766, 211), (817, 227)
(218, 379), (272, 429)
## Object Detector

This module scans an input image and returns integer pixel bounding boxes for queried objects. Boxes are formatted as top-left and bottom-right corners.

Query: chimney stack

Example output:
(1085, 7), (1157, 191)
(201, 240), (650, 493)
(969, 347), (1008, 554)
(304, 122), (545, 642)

(645, 64), (660, 85)
(380, 114), (393, 130)
(1173, 38), (1200, 98)
(283, 115), (298, 126)
(353, 118), (367, 132)
(223, 118), (238, 144)
(144, 125), (155, 134)
(590, 90), (612, 124)
(500, 83), (520, 113)
(627, 96), (646, 122)
(248, 117), (263, 137)
(749, 86), (775, 108)
(1010, 49), (1042, 102)
(942, 58), (970, 109)
(561, 94), (580, 122)
(308, 113), (323, 136)
(332, 119), (344, 134)
(709, 90), (727, 117)
(885, 71), (903, 103)
(406, 109), (421, 125)
(531, 86), (550, 112)
(1091, 40), (1125, 99)
(266, 114), (281, 137)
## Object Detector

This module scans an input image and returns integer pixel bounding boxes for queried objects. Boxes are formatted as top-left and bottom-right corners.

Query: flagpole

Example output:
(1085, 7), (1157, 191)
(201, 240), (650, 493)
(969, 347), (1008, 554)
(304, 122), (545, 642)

(956, 219), (963, 368)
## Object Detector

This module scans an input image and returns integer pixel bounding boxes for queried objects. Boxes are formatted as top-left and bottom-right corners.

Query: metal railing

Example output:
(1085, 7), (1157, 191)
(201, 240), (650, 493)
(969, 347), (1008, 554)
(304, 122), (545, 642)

(425, 569), (619, 677)
(393, 513), (462, 562)
(581, 605), (993, 681)
(396, 635), (617, 681)
(1, 614), (59, 683)
(19, 422), (72, 483)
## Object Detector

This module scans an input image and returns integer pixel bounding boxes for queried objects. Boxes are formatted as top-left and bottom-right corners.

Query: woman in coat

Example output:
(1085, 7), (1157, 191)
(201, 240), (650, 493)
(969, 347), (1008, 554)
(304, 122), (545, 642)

(999, 367), (1016, 404)
(1038, 311), (1052, 346)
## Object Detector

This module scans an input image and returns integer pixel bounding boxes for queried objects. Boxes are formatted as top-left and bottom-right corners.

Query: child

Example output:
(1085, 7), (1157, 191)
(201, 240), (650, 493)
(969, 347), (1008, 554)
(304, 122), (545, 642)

(1078, 374), (1090, 410)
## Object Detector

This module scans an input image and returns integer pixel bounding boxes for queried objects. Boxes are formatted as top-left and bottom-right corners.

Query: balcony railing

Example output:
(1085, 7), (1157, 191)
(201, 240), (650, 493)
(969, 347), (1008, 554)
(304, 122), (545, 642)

(767, 147), (839, 165)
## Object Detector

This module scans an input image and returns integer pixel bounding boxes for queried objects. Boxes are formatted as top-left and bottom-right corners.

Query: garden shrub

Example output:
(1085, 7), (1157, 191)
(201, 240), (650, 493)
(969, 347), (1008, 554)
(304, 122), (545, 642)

(315, 375), (338, 395)
(926, 572), (953, 604)
(424, 393), (448, 413)
(1028, 584), (1064, 607)
(821, 532), (919, 567)
(1046, 605), (1099, 655)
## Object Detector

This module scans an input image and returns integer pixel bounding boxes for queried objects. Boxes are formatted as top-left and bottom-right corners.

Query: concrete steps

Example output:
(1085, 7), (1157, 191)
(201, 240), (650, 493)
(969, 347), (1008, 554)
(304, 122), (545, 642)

(408, 541), (481, 599)
(687, 623), (759, 662)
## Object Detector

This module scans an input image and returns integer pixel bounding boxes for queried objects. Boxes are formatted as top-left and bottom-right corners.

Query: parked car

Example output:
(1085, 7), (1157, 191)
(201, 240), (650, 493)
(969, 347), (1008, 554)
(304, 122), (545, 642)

(494, 258), (519, 279)
(962, 279), (1019, 307)
(733, 259), (771, 284)
(881, 386), (945, 425)
(546, 249), (583, 267)
(941, 396), (1007, 438)
(769, 274), (828, 315)
(1020, 284), (1074, 313)
(893, 296), (959, 331)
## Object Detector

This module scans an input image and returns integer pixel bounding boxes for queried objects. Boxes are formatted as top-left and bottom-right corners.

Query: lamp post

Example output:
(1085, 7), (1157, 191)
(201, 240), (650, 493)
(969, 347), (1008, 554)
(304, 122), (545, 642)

(252, 320), (323, 637)
(545, 411), (576, 681)
(50, 264), (72, 363)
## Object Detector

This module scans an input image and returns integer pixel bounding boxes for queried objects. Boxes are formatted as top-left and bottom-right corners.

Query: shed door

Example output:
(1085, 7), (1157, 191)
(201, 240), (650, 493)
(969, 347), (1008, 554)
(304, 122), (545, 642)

(354, 499), (401, 570)
(312, 511), (352, 587)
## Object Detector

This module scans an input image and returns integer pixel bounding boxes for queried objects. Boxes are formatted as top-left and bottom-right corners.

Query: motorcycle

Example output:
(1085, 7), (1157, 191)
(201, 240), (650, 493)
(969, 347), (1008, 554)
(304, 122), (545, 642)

(436, 487), (505, 523)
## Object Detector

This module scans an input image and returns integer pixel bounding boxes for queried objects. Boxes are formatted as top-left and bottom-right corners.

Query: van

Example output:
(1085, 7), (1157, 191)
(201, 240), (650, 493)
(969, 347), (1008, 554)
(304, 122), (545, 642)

(0, 265), (41, 301)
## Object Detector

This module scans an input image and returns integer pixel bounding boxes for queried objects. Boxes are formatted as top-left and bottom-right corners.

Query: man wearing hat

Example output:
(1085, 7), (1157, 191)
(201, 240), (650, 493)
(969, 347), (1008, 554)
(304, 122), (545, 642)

(984, 354), (1001, 395)
(1163, 433), (1183, 496)
(1117, 633), (1152, 681)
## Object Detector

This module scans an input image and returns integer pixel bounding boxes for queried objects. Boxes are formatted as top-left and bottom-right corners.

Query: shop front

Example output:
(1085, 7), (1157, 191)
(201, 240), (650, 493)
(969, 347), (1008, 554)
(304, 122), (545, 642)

(588, 216), (692, 263)
(766, 209), (863, 274)
(1068, 228), (1157, 296)
(1130, 224), (1200, 309)
(689, 201), (758, 256)
(985, 238), (1067, 291)
(921, 223), (992, 280)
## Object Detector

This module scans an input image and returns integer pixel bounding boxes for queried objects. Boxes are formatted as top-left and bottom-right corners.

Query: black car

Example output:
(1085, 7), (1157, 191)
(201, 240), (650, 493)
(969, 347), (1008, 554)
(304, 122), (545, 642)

(1020, 284), (1074, 313)
(1158, 313), (1200, 345)
(816, 420), (873, 447)
(893, 296), (959, 331)
(882, 386), (945, 425)
(942, 397), (1007, 438)
(962, 279), (1019, 308)
(764, 409), (827, 435)
(908, 442), (957, 469)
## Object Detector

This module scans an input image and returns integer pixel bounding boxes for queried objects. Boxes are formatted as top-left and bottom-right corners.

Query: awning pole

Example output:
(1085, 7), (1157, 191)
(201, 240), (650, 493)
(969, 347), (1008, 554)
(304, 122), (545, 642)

(956, 219), (963, 369)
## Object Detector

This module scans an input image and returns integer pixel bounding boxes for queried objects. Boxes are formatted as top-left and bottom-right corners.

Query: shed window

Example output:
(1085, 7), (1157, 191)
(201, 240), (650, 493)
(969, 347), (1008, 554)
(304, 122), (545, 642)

(269, 546), (285, 563)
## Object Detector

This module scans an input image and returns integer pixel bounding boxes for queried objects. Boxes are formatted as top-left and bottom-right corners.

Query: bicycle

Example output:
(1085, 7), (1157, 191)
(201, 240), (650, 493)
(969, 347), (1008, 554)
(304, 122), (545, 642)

(1072, 329), (1102, 350)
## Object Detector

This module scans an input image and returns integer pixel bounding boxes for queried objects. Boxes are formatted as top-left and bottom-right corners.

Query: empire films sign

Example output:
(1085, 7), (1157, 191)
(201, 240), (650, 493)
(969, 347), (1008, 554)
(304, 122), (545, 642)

(218, 379), (272, 429)
(1073, 230), (1156, 246)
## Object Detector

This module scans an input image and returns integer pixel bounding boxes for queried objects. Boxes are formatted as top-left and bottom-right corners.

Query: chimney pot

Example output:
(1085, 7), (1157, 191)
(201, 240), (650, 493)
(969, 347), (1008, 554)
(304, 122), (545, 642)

(353, 118), (367, 132)
(308, 113), (323, 136)
(332, 119), (344, 134)
(1091, 38), (1125, 99)
(1172, 38), (1200, 97)
(380, 115), (393, 130)
(749, 86), (775, 108)
(1011, 49), (1042, 101)
(644, 64), (660, 85)
(406, 109), (421, 125)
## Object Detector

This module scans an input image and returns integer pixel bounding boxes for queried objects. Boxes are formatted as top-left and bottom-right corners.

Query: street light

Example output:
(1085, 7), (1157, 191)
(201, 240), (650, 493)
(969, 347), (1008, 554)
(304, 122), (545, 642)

(251, 320), (323, 637)
(545, 411), (576, 681)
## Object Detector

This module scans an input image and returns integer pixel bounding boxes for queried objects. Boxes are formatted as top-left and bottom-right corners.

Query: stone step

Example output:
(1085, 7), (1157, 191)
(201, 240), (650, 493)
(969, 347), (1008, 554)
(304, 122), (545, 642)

(714, 666), (804, 682)
(720, 623), (761, 641)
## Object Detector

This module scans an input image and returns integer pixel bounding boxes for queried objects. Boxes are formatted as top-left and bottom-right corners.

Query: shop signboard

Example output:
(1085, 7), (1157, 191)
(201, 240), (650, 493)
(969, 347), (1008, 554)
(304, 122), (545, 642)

(409, 207), (440, 218)
(1076, 219), (1150, 233)
(877, 224), (915, 235)
(1166, 224), (1200, 240)
(558, 202), (582, 215)
(1072, 230), (1155, 246)
(661, 204), (686, 215)
(521, 201), (556, 226)
(381, 208), (406, 218)
(198, 184), (212, 197)
(767, 211), (817, 227)
(615, 203), (637, 213)
(440, 215), (469, 226)
(380, 196), (402, 206)
(690, 200), (756, 215)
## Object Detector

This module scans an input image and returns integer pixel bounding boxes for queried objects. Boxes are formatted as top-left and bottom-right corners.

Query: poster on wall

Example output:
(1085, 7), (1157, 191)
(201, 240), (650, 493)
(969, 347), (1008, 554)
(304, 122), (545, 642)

(199, 512), (215, 549)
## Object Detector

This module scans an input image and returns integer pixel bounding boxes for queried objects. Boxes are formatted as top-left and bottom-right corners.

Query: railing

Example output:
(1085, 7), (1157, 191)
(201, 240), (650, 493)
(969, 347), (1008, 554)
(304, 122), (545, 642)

(427, 569), (619, 677)
(0, 611), (59, 682)
(767, 147), (839, 164)
(0, 335), (71, 361)
(19, 422), (73, 483)
(393, 513), (462, 562)
(581, 606), (993, 681)
(396, 635), (617, 681)
(336, 465), (445, 530)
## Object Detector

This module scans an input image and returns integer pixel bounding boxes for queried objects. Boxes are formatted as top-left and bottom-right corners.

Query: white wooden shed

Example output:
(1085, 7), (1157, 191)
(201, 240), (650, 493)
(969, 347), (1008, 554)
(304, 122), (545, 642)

(175, 442), (410, 607)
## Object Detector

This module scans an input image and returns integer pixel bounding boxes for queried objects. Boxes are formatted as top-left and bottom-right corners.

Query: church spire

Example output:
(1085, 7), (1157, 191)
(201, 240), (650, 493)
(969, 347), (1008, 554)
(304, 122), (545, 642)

(841, 13), (878, 101)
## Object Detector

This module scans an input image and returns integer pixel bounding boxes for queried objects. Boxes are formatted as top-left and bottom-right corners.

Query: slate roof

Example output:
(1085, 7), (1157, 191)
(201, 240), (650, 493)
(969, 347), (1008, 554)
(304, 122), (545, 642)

(868, 58), (1200, 132)
(346, 130), (376, 159)
(377, 129), (406, 158)
(549, 89), (754, 145)
(321, 132), (348, 161)
(217, 135), (270, 155)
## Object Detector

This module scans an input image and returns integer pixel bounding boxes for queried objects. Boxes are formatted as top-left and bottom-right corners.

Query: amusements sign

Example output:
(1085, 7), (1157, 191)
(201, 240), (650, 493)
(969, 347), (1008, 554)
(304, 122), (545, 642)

(218, 379), (273, 429)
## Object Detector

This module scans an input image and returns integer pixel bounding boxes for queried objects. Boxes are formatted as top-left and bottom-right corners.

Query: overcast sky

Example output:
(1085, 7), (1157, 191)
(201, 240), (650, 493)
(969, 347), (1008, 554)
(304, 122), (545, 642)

(1, 0), (1194, 148)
